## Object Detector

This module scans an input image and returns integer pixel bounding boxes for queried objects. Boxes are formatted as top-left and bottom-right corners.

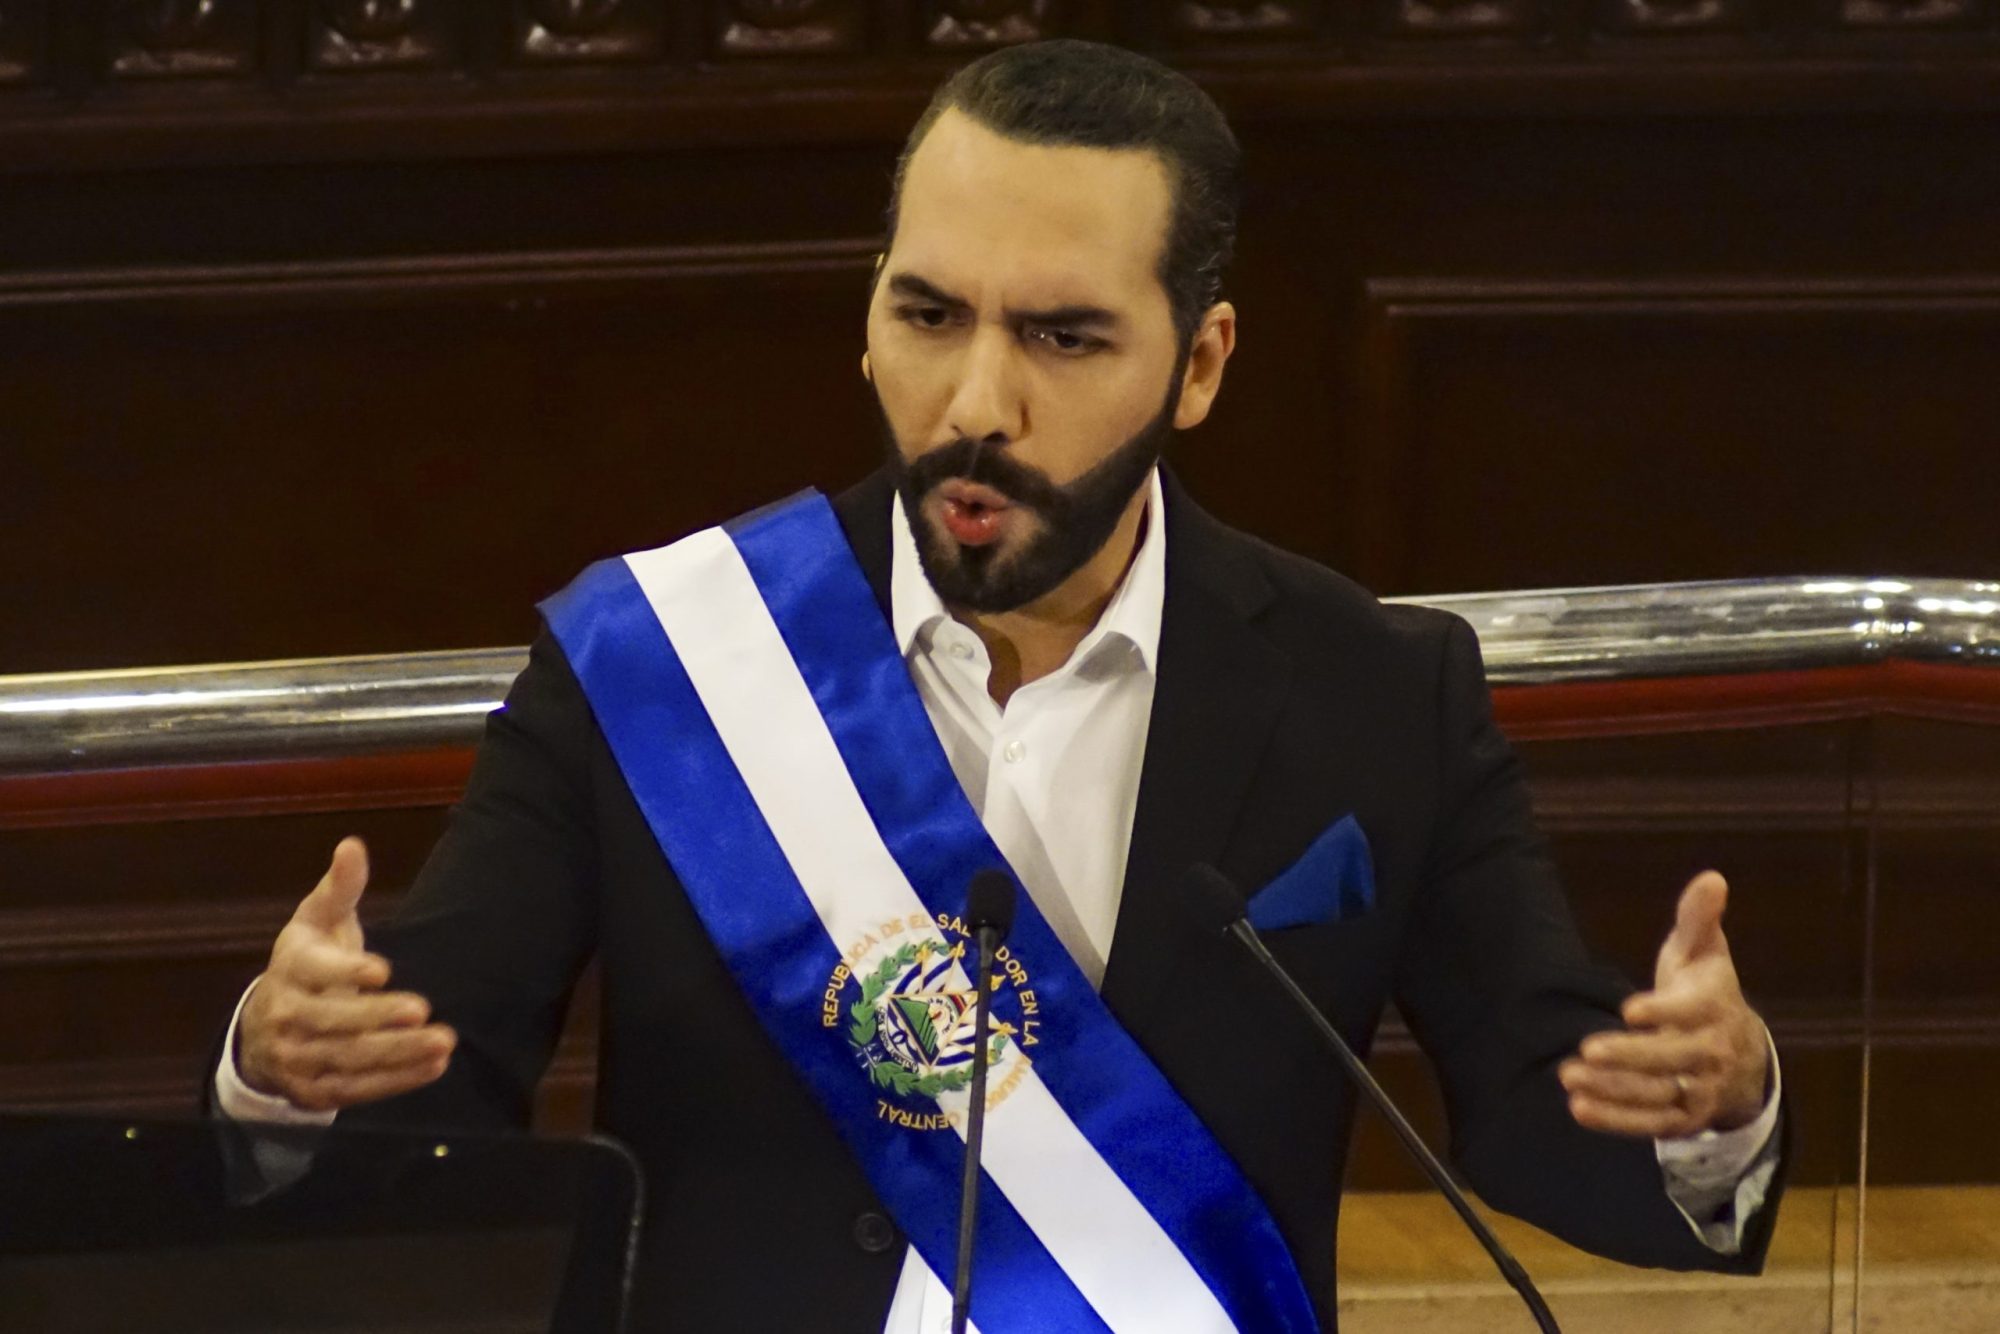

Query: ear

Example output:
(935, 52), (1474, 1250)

(862, 251), (886, 385)
(1173, 301), (1237, 431)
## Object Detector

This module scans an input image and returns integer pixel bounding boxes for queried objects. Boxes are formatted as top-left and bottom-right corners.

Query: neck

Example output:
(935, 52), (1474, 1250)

(952, 484), (1151, 708)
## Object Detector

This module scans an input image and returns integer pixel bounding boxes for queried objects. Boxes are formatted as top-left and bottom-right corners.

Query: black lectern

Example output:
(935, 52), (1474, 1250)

(0, 1113), (640, 1333)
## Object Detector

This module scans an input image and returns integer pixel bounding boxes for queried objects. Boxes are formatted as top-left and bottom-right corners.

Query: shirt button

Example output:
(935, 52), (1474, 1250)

(852, 1210), (898, 1254)
(948, 641), (973, 661)
(1002, 740), (1026, 764)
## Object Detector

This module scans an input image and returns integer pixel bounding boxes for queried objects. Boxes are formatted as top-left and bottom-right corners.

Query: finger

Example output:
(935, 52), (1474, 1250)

(1666, 870), (1729, 964)
(1622, 983), (1728, 1031)
(295, 837), (371, 934)
(281, 938), (392, 992)
(1578, 1028), (1728, 1076)
(1558, 1059), (1683, 1109)
(285, 1024), (457, 1077)
(285, 1054), (455, 1113)
(1567, 1092), (1701, 1140)
(270, 988), (433, 1038)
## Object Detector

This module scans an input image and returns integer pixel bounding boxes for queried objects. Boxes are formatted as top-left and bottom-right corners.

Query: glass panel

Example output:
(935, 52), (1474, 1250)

(1856, 716), (2000, 1333)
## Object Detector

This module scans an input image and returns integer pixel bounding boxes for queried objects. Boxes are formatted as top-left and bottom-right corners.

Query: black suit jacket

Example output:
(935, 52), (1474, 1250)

(342, 468), (1785, 1331)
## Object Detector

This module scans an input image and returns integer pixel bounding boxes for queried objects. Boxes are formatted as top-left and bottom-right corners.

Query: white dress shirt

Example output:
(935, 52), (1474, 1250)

(219, 468), (1780, 1330)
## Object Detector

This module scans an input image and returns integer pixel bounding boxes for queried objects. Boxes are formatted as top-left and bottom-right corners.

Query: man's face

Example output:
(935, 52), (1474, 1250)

(866, 109), (1188, 614)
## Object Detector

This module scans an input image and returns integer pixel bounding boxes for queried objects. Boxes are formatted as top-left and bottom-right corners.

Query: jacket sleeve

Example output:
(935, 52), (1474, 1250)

(343, 630), (602, 1135)
(1389, 615), (1782, 1273)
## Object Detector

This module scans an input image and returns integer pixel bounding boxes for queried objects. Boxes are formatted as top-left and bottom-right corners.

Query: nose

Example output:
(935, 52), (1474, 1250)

(943, 323), (1025, 446)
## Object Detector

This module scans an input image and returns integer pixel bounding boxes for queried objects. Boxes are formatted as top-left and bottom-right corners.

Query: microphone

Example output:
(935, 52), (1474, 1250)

(1182, 865), (1562, 1334)
(952, 869), (1016, 1334)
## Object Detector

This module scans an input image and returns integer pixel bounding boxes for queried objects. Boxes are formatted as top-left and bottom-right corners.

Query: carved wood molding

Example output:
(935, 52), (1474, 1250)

(0, 898), (292, 966)
(1367, 1002), (2000, 1056)
(1352, 277), (2000, 599)
(0, 237), (881, 313)
(0, 751), (473, 830)
(1, 2), (1998, 171)
(0, 887), (425, 966)
(0, 1007), (1981, 1120)
(1492, 664), (2000, 739)
(0, 1044), (597, 1115)
(0, 1055), (205, 1115)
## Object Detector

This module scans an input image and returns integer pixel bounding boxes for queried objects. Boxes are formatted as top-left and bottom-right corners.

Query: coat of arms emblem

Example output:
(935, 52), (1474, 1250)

(821, 913), (1045, 1131)
(848, 938), (1012, 1101)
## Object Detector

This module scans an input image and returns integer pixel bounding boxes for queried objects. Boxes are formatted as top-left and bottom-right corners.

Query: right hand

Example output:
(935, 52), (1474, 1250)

(237, 837), (457, 1112)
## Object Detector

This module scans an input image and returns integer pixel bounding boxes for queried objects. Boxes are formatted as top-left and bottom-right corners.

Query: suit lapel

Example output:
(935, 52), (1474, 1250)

(1100, 473), (1292, 1031)
(831, 469), (897, 619)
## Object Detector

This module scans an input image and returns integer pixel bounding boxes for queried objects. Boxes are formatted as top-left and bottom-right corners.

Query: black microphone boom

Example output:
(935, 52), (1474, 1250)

(1182, 864), (1562, 1334)
(952, 869), (1016, 1334)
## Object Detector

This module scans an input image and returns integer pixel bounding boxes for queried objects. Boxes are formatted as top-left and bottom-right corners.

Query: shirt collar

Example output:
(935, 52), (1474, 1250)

(890, 468), (1167, 674)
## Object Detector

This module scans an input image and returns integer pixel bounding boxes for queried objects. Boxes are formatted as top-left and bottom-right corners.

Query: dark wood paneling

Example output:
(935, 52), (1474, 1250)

(1862, 716), (2000, 1186)
(1350, 279), (2000, 594)
(0, 806), (451, 914)
(5, 711), (1993, 1195)
(3, 23), (1997, 667)
(6, 0), (2000, 180)
(0, 242), (884, 673)
(1161, 108), (2000, 590)
(0, 751), (474, 829)
(3, 0), (1999, 1218)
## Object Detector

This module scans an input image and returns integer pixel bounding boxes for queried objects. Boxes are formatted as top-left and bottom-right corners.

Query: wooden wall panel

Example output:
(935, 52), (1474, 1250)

(1349, 280), (2000, 594)
(3, 0), (1998, 1217)
(7, 713), (1990, 1194)
(0, 9), (1997, 673)
(0, 806), (452, 1115)
(1865, 717), (2000, 1186)
(1177, 109), (2000, 589)
(2, 243), (885, 672)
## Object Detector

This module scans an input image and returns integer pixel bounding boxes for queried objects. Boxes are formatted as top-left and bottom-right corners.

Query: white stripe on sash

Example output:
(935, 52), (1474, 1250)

(884, 1247), (983, 1334)
(625, 530), (1237, 1334)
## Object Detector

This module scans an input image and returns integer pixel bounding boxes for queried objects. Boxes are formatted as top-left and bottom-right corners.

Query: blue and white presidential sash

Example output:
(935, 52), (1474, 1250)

(542, 491), (1317, 1333)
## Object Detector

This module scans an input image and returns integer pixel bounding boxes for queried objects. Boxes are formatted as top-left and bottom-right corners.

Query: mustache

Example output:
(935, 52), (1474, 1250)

(898, 438), (1065, 515)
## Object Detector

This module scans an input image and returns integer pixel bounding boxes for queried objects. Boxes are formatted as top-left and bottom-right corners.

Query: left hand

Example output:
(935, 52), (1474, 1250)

(1559, 870), (1772, 1138)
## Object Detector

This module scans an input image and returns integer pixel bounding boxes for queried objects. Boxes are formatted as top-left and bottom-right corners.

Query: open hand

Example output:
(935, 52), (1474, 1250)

(237, 837), (456, 1112)
(1559, 871), (1771, 1138)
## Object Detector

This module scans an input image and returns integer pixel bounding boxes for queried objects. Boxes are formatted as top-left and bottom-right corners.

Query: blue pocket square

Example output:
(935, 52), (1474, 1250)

(1246, 814), (1375, 931)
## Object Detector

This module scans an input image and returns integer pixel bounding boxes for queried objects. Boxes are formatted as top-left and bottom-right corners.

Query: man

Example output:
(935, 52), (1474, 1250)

(215, 40), (1784, 1332)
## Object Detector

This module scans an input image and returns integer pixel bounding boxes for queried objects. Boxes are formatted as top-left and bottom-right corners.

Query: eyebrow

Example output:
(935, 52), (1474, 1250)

(886, 272), (1121, 330)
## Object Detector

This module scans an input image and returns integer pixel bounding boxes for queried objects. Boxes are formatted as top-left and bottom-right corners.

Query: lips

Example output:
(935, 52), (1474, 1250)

(934, 480), (1014, 548)
(937, 480), (1013, 512)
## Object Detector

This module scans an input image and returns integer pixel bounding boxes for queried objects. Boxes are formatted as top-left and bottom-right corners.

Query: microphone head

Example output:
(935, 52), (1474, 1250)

(965, 869), (1017, 942)
(1181, 863), (1248, 936)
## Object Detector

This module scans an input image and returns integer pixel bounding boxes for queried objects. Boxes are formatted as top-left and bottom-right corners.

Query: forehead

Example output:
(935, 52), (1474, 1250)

(890, 108), (1174, 310)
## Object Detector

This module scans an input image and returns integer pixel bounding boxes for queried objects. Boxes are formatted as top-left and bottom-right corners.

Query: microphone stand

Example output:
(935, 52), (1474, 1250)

(951, 919), (1002, 1334)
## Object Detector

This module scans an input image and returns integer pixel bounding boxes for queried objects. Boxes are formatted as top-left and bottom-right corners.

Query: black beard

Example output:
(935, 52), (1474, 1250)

(887, 387), (1180, 615)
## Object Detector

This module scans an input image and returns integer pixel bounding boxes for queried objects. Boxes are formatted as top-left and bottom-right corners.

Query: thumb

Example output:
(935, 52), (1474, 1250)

(297, 836), (370, 933)
(1663, 870), (1729, 974)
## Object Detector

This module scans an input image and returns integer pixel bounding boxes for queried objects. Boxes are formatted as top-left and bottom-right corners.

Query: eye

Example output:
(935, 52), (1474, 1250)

(1025, 325), (1102, 356)
(895, 304), (954, 331)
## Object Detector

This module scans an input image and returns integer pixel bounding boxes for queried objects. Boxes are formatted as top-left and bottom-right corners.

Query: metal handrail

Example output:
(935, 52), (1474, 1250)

(2, 576), (1996, 775)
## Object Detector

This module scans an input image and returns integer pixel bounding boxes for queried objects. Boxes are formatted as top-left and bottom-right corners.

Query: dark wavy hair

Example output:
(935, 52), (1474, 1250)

(885, 40), (1242, 348)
